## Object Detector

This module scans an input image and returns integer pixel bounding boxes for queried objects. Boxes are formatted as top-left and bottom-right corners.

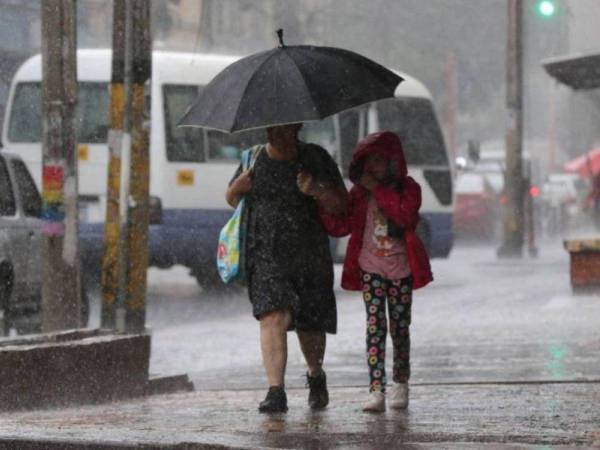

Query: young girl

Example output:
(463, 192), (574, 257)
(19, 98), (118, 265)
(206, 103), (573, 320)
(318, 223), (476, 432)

(321, 131), (433, 412)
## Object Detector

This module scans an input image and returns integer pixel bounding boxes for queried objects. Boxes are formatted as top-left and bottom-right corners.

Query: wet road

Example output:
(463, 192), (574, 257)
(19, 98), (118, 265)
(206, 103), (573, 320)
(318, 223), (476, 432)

(133, 240), (600, 390)
(2, 240), (599, 449)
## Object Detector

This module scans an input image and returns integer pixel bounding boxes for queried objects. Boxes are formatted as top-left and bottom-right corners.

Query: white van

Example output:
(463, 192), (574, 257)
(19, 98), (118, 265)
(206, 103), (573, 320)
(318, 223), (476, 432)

(2, 50), (453, 288)
(3, 50), (264, 287)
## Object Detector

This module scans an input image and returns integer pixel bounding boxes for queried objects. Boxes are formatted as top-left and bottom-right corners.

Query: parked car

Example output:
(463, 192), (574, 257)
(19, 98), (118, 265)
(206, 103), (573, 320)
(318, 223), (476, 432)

(454, 172), (500, 240)
(0, 151), (88, 336)
(541, 173), (589, 235)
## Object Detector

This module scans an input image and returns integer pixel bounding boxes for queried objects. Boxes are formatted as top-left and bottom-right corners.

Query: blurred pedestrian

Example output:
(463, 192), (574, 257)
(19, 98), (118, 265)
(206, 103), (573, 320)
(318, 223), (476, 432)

(226, 123), (349, 413)
(585, 172), (600, 230)
(320, 131), (433, 412)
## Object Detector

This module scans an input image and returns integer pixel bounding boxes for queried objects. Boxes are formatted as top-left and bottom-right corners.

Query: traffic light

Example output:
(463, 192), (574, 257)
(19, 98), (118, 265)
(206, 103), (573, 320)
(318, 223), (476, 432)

(536, 0), (556, 18)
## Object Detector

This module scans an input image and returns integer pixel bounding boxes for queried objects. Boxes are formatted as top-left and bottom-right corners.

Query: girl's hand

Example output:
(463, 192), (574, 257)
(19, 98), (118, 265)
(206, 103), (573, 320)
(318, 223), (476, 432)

(359, 173), (379, 191)
(231, 170), (253, 195)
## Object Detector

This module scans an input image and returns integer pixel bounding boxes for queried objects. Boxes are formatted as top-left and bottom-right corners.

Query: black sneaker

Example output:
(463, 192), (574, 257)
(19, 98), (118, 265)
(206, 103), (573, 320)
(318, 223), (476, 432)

(306, 370), (329, 410)
(258, 386), (288, 413)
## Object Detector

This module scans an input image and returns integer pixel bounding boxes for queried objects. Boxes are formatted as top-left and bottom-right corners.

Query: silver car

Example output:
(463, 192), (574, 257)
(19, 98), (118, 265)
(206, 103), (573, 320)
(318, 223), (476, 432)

(0, 151), (90, 335)
(0, 151), (43, 335)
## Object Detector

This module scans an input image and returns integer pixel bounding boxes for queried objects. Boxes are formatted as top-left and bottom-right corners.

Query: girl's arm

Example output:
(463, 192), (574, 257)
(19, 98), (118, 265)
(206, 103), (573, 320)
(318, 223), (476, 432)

(372, 177), (421, 229)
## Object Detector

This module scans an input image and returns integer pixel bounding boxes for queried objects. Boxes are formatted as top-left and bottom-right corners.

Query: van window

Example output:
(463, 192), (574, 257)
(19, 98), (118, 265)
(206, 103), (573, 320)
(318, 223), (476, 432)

(163, 84), (206, 162)
(336, 108), (364, 176)
(376, 97), (449, 166)
(10, 159), (42, 217)
(0, 158), (16, 216)
(205, 121), (336, 163)
(299, 117), (336, 155)
(8, 82), (109, 143)
(206, 128), (265, 162)
(164, 84), (273, 163)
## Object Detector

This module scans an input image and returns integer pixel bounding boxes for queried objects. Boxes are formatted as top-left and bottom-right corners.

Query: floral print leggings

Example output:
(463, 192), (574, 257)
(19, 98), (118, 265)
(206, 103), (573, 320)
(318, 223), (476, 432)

(362, 272), (413, 392)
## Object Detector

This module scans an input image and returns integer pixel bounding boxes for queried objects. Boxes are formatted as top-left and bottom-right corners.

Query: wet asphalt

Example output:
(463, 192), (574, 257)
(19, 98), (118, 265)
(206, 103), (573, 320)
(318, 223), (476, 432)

(0, 240), (599, 449)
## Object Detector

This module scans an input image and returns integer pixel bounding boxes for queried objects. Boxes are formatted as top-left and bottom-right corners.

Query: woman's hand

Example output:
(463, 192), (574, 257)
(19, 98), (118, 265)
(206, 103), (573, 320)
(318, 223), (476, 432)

(359, 172), (379, 191)
(297, 171), (320, 197)
(231, 170), (253, 196)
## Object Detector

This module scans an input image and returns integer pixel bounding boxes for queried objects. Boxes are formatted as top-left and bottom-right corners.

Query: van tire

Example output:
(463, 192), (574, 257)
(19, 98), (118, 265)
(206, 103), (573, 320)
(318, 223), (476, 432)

(416, 219), (432, 256)
(0, 263), (14, 337)
(191, 265), (242, 295)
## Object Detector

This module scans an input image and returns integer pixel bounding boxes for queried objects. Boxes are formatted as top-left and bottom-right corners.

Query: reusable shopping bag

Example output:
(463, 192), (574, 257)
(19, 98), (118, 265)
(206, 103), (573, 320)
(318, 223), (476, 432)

(216, 145), (262, 283)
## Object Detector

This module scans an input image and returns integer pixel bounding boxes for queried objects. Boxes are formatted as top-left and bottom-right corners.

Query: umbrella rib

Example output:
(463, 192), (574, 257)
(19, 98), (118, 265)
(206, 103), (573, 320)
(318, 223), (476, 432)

(280, 50), (323, 118)
(230, 50), (281, 132)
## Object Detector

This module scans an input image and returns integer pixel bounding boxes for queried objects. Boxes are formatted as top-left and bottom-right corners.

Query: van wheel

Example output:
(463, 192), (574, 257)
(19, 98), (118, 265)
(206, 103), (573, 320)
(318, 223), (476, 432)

(191, 265), (243, 295)
(0, 263), (14, 337)
(416, 219), (432, 256)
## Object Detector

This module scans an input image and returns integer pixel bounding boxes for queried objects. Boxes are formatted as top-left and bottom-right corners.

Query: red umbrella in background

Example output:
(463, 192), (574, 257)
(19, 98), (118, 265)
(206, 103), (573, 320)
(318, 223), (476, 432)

(563, 147), (600, 178)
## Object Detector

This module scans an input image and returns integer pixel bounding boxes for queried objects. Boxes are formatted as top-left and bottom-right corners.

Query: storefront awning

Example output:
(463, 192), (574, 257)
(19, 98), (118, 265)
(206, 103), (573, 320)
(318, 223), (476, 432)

(543, 52), (600, 90)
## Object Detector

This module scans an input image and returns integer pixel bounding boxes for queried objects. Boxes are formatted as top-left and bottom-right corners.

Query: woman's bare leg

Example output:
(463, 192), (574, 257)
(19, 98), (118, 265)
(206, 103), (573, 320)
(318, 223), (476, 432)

(260, 309), (292, 387)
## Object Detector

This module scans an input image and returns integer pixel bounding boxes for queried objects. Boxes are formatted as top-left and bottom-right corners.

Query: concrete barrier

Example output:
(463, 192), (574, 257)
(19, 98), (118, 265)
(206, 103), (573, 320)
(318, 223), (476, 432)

(0, 329), (150, 411)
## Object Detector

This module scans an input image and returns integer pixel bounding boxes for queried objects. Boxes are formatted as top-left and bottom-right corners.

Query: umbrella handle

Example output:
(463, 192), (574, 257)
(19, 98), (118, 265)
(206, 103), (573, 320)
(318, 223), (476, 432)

(277, 29), (285, 48)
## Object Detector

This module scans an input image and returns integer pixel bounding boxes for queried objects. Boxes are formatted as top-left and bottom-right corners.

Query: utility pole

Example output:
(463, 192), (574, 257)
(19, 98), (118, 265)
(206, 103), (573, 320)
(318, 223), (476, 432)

(118, 0), (152, 333)
(40, 0), (81, 331)
(101, 0), (126, 329)
(125, 0), (152, 333)
(498, 0), (525, 258)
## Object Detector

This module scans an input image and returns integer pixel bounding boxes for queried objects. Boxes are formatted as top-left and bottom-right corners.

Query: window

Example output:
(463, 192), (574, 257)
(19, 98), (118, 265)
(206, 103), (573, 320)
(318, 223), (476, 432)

(77, 83), (110, 143)
(206, 128), (265, 162)
(163, 84), (341, 164)
(8, 83), (41, 142)
(8, 82), (110, 143)
(336, 108), (363, 177)
(0, 158), (16, 216)
(376, 97), (449, 167)
(11, 159), (41, 217)
(299, 117), (337, 157)
(163, 84), (206, 162)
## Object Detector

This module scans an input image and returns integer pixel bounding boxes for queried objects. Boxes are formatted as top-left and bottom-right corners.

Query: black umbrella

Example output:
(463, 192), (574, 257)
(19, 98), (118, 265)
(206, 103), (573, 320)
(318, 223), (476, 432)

(178, 30), (403, 133)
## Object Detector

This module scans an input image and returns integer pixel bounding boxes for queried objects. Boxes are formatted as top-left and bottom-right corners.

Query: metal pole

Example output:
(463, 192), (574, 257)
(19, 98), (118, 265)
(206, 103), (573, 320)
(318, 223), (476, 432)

(498, 0), (525, 258)
(101, 0), (126, 329)
(41, 0), (81, 332)
(444, 50), (457, 158)
(124, 0), (152, 333)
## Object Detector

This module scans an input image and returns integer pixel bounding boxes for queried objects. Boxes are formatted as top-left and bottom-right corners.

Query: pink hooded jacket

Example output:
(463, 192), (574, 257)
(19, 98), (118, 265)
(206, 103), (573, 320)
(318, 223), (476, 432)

(320, 131), (433, 290)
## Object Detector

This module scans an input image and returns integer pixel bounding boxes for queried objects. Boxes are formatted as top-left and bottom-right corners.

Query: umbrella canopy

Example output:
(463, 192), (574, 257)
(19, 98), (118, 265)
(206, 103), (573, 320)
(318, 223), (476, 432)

(564, 147), (600, 177)
(178, 32), (403, 133)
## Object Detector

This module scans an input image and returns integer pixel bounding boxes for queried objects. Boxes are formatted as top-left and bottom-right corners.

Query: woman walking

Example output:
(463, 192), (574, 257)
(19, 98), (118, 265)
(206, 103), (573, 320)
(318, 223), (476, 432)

(226, 123), (349, 413)
(321, 131), (433, 412)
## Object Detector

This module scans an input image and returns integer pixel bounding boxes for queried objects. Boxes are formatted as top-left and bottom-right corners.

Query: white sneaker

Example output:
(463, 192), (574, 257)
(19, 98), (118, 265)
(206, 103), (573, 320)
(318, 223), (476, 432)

(362, 390), (386, 412)
(388, 382), (409, 410)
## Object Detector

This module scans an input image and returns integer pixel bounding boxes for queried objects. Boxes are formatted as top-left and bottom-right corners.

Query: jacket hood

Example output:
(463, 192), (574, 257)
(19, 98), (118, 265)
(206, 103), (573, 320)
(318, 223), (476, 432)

(349, 131), (407, 183)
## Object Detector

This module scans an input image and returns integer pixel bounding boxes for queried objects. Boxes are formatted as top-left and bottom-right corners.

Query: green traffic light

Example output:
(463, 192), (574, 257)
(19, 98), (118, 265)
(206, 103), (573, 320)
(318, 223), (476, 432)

(537, 0), (556, 17)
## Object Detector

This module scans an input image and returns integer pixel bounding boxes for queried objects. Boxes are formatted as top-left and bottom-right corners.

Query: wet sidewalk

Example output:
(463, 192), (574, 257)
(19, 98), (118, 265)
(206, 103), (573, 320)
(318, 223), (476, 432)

(0, 380), (599, 449)
(2, 243), (600, 449)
